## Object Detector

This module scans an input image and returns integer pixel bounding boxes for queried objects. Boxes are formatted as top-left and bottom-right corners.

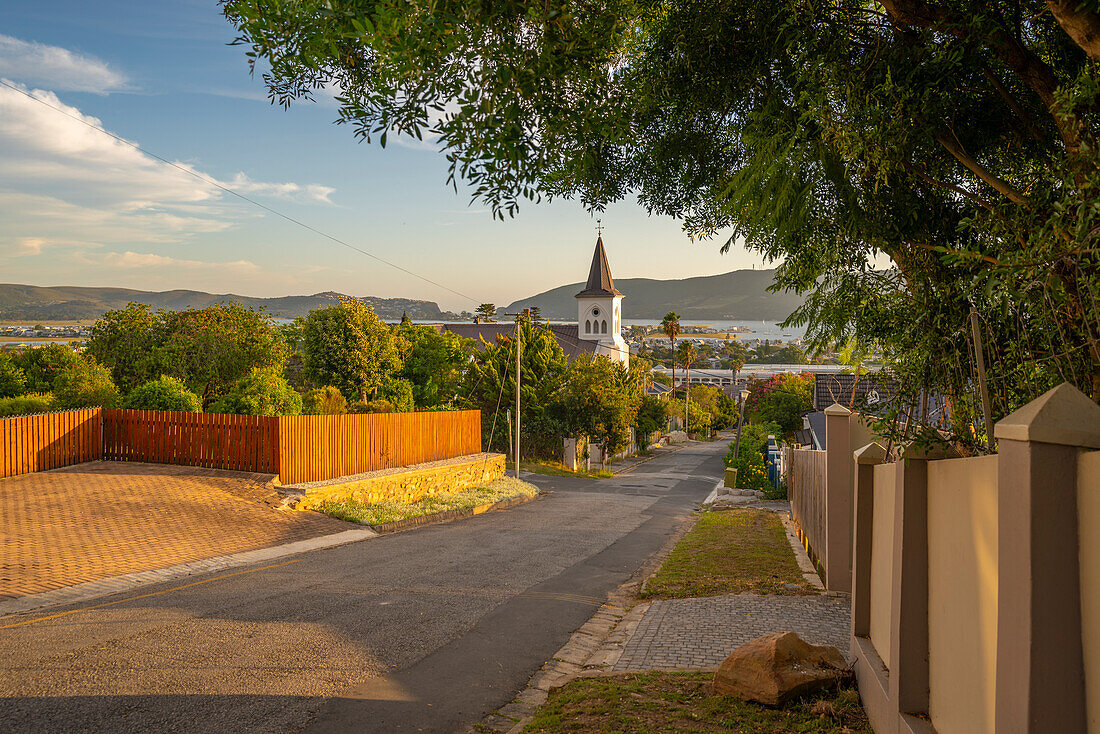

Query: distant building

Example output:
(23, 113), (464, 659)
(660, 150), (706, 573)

(439, 235), (630, 366)
(575, 235), (629, 366)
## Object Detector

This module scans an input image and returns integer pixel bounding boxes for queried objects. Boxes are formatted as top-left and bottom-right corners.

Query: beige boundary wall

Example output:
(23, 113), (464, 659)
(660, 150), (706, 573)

(787, 405), (875, 592)
(295, 453), (506, 510)
(849, 384), (1100, 734)
(1080, 449), (1100, 732)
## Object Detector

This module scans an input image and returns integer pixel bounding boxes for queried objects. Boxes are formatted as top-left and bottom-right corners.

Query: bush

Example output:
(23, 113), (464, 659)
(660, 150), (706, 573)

(209, 367), (303, 416)
(350, 399), (393, 414)
(124, 376), (202, 412)
(51, 357), (119, 409)
(0, 353), (26, 398)
(302, 386), (347, 415)
(0, 394), (53, 417)
(13, 344), (78, 393)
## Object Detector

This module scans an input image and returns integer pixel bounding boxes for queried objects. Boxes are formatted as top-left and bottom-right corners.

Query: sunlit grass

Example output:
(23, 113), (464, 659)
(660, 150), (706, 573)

(317, 476), (538, 526)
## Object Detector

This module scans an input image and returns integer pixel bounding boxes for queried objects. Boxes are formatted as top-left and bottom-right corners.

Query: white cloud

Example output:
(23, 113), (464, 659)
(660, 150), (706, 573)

(82, 250), (260, 274)
(0, 35), (128, 94)
(228, 173), (336, 205)
(0, 82), (337, 260)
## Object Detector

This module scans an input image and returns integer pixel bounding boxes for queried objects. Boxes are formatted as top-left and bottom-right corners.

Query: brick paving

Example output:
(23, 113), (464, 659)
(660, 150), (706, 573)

(0, 461), (351, 600)
(614, 593), (851, 670)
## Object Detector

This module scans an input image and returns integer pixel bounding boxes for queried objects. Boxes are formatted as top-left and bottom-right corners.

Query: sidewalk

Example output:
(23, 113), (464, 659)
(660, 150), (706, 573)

(474, 501), (853, 733)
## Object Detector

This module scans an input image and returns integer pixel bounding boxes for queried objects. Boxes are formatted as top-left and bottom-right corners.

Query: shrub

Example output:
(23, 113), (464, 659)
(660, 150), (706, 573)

(0, 394), (53, 417)
(302, 386), (347, 415)
(209, 367), (303, 416)
(124, 376), (202, 412)
(350, 399), (393, 414)
(51, 357), (119, 409)
(0, 353), (26, 398)
(13, 344), (78, 393)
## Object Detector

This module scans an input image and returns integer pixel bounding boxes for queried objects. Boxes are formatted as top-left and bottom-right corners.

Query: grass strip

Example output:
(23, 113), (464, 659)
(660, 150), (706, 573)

(642, 509), (815, 599)
(317, 476), (538, 526)
(522, 672), (871, 733)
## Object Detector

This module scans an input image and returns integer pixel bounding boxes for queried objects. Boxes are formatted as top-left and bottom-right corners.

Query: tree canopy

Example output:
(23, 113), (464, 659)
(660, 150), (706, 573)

(225, 0), (1100, 447)
(302, 298), (401, 401)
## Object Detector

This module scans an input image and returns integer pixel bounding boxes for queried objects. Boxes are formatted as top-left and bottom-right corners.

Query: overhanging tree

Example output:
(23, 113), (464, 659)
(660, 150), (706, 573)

(225, 0), (1100, 441)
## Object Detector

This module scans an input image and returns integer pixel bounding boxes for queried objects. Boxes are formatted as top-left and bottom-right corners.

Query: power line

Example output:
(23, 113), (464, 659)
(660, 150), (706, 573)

(0, 78), (480, 307)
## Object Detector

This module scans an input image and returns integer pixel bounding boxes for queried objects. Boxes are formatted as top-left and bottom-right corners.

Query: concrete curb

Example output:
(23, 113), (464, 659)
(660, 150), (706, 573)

(780, 514), (826, 591)
(0, 528), (377, 618)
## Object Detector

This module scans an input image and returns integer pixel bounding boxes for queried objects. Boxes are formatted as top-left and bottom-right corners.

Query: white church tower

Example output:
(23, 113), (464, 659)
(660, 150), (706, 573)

(576, 235), (629, 366)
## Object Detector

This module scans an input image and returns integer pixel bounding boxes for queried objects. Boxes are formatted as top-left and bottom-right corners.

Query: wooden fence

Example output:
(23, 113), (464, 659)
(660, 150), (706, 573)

(0, 408), (482, 483)
(787, 447), (826, 565)
(0, 408), (102, 479)
(278, 410), (482, 484)
(102, 410), (280, 474)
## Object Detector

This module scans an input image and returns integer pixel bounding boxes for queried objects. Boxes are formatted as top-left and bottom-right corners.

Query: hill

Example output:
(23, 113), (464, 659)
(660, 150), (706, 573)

(504, 269), (803, 321)
(0, 284), (447, 321)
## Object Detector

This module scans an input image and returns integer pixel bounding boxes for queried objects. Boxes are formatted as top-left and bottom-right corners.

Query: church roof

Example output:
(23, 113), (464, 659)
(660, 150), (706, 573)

(575, 236), (623, 298)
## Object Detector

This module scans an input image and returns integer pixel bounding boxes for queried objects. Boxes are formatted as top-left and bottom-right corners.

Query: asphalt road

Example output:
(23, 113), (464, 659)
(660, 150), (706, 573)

(0, 441), (725, 734)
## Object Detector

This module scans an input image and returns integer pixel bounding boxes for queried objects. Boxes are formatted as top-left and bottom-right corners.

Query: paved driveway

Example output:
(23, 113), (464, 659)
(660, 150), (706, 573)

(0, 461), (349, 600)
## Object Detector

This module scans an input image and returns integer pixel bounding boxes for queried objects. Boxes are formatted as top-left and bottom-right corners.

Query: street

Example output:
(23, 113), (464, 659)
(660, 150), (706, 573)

(0, 441), (725, 734)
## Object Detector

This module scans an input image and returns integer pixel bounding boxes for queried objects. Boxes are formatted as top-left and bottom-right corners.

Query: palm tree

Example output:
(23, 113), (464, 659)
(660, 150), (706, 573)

(677, 341), (697, 432)
(660, 311), (680, 408)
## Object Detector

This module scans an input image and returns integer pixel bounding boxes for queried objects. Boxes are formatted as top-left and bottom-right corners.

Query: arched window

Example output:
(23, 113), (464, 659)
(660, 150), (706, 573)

(585, 320), (591, 334)
(601, 320), (607, 334)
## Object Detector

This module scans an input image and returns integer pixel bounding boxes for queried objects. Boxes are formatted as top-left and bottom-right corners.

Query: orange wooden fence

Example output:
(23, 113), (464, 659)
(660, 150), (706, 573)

(277, 410), (483, 484)
(0, 408), (482, 483)
(0, 408), (103, 479)
(102, 410), (280, 473)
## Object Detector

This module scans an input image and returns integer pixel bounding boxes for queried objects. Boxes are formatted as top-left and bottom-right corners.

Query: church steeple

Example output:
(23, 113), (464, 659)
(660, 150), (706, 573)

(576, 236), (623, 298)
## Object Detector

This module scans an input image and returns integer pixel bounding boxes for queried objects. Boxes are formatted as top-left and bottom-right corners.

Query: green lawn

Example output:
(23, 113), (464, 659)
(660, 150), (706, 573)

(641, 509), (815, 598)
(522, 672), (871, 733)
(316, 476), (538, 526)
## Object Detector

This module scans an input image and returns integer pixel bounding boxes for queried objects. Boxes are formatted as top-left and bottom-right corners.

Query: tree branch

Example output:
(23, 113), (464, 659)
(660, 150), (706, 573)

(1047, 0), (1100, 63)
(902, 159), (996, 210)
(933, 131), (1029, 205)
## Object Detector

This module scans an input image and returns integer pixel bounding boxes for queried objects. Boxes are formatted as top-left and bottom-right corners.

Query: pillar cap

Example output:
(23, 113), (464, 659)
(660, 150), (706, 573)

(853, 442), (888, 465)
(995, 382), (1100, 449)
(824, 403), (852, 416)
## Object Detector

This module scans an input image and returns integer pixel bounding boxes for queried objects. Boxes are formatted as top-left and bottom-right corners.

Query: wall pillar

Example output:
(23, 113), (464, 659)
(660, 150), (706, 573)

(994, 384), (1100, 734)
(824, 403), (853, 592)
(888, 445), (939, 719)
(852, 442), (887, 640)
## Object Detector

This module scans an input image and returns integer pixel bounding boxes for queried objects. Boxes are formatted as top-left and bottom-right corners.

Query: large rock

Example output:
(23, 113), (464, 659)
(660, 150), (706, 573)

(712, 631), (849, 706)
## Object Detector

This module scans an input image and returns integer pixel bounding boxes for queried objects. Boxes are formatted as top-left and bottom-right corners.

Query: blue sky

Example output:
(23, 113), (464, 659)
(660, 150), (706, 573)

(0, 0), (767, 312)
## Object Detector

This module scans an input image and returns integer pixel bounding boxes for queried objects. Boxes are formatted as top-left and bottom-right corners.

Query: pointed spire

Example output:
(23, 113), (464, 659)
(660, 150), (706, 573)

(575, 236), (623, 298)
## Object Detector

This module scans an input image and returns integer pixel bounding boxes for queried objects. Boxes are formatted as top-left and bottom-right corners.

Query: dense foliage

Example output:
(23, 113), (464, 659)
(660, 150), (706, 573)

(745, 373), (814, 436)
(51, 357), (119, 410)
(87, 302), (287, 408)
(210, 367), (304, 416)
(302, 298), (400, 402)
(124, 377), (203, 413)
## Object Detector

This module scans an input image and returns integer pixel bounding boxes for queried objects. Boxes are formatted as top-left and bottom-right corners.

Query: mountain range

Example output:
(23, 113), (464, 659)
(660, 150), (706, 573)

(505, 268), (803, 321)
(0, 285), (447, 321)
(0, 268), (802, 322)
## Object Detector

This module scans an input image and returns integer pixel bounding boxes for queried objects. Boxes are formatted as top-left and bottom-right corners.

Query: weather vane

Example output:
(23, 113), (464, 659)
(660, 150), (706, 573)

(596, 219), (603, 236)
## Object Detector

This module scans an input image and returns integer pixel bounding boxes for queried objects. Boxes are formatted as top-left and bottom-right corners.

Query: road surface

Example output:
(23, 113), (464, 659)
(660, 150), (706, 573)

(0, 441), (725, 734)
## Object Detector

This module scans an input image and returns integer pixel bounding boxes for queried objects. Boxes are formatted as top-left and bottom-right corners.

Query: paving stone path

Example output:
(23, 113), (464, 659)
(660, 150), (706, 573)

(614, 592), (851, 670)
(0, 461), (349, 600)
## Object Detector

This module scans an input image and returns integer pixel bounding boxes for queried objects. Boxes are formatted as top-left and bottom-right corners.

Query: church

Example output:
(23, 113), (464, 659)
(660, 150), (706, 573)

(439, 235), (630, 366)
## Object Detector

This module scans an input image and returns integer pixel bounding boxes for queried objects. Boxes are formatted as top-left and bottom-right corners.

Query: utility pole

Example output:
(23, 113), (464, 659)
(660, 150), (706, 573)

(505, 311), (524, 478)
(733, 389), (749, 460)
(969, 307), (994, 453)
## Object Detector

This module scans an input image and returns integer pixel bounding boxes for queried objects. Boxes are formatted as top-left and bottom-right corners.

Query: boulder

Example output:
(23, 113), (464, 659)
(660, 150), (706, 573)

(712, 631), (849, 706)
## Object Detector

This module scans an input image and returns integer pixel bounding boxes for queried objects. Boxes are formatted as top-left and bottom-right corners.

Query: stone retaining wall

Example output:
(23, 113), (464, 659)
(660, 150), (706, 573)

(296, 453), (505, 510)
